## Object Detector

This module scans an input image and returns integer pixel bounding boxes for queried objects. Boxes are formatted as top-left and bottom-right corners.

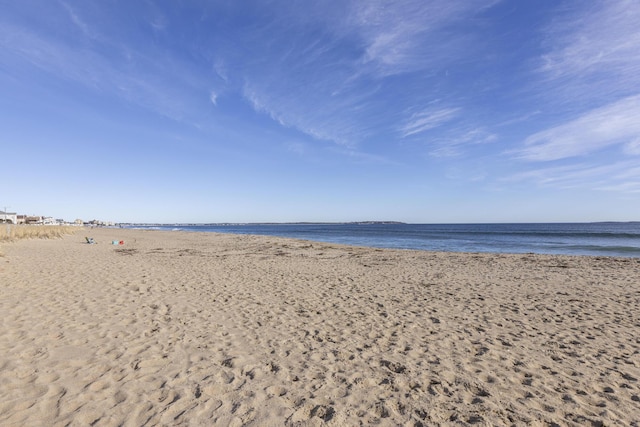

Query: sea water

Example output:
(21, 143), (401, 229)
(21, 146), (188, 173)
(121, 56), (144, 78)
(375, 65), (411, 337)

(126, 222), (640, 257)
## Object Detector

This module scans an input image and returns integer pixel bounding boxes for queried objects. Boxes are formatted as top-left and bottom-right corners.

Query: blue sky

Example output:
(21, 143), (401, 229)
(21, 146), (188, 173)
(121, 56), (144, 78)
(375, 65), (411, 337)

(2, 0), (639, 223)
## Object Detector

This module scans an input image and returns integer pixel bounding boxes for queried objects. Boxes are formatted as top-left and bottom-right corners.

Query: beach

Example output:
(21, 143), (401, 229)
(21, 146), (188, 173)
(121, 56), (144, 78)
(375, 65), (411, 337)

(1, 228), (639, 426)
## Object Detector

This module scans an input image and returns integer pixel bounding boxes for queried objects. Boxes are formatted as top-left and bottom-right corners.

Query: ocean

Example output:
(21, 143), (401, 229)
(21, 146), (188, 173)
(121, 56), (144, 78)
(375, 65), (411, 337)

(126, 222), (640, 258)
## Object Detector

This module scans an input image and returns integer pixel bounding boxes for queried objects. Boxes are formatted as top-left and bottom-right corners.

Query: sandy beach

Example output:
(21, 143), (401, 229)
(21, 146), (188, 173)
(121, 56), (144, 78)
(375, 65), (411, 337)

(1, 228), (639, 426)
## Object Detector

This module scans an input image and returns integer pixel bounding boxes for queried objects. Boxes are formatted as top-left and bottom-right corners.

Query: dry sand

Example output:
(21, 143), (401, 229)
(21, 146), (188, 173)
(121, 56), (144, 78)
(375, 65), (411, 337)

(1, 228), (639, 426)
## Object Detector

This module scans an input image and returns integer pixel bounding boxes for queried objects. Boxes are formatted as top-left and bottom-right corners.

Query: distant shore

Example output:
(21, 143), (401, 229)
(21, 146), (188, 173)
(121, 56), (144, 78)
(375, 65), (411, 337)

(118, 221), (639, 226)
(119, 220), (407, 226)
(1, 228), (639, 425)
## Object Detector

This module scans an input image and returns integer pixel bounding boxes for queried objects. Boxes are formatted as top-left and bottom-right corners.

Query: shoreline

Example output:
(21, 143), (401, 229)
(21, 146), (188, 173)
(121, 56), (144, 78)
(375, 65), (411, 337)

(1, 228), (639, 425)
(119, 223), (640, 259)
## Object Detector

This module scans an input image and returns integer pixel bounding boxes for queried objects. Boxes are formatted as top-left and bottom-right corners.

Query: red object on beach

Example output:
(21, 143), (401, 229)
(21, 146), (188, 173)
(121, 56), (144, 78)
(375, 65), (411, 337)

(119, 240), (124, 245)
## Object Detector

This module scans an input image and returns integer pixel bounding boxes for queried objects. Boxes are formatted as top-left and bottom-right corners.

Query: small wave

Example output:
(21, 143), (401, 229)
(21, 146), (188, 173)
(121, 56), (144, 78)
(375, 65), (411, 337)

(557, 245), (640, 257)
(435, 230), (640, 239)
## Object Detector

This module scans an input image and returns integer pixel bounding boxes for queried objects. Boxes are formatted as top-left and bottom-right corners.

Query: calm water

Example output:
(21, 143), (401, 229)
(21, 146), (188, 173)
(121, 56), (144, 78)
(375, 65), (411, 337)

(127, 223), (640, 257)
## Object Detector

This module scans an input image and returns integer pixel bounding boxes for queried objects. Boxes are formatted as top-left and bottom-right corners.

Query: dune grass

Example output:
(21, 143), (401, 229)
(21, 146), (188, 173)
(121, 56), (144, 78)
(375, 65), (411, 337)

(0, 225), (81, 243)
(0, 224), (82, 256)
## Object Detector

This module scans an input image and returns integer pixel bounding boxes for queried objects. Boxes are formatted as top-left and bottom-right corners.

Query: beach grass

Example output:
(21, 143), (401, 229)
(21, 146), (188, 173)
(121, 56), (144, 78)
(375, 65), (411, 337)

(0, 224), (81, 243)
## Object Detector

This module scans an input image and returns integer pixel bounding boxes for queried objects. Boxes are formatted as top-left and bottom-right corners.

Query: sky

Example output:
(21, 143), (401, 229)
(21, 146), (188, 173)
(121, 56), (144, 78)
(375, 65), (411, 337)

(1, 0), (639, 223)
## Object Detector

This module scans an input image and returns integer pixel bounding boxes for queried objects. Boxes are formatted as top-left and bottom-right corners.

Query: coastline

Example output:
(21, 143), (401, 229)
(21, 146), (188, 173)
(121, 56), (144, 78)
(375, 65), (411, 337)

(123, 222), (640, 258)
(1, 228), (639, 425)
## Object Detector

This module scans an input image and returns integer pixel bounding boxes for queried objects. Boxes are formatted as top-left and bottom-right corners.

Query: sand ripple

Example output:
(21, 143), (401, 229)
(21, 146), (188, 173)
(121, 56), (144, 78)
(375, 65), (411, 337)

(1, 229), (639, 425)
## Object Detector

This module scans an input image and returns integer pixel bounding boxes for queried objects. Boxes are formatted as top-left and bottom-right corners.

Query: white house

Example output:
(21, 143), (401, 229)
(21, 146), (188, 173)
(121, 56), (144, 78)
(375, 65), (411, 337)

(0, 211), (17, 224)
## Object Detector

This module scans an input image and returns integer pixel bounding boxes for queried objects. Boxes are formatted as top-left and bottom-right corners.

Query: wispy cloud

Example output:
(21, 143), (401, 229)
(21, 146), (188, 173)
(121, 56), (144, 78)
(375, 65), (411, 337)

(0, 7), (215, 124)
(0, 23), (98, 87)
(285, 141), (309, 156)
(242, 82), (363, 146)
(597, 182), (640, 193)
(539, 0), (640, 100)
(213, 59), (229, 83)
(209, 91), (218, 106)
(507, 161), (640, 193)
(400, 107), (460, 137)
(429, 127), (496, 157)
(60, 1), (93, 39)
(625, 138), (640, 155)
(515, 95), (640, 161)
(350, 0), (499, 76)
(235, 0), (501, 148)
(327, 146), (400, 166)
(596, 163), (640, 193)
(507, 163), (607, 187)
(506, 0), (640, 196)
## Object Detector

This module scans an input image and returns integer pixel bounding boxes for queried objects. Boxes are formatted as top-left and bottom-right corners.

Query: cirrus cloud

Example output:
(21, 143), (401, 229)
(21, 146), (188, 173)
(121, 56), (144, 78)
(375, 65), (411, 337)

(516, 95), (640, 161)
(400, 106), (460, 137)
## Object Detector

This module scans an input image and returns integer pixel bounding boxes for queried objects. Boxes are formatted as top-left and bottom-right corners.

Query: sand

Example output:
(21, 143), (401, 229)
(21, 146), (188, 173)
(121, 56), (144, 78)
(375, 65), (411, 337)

(1, 228), (639, 426)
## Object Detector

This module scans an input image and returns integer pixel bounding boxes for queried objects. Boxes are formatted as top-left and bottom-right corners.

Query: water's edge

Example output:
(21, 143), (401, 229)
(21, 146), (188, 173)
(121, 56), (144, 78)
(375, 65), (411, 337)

(121, 223), (640, 258)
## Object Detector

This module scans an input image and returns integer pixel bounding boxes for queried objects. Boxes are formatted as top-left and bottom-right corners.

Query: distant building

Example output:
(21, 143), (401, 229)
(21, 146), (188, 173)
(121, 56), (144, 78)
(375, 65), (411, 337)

(0, 211), (17, 224)
(84, 219), (115, 226)
(25, 216), (43, 225)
